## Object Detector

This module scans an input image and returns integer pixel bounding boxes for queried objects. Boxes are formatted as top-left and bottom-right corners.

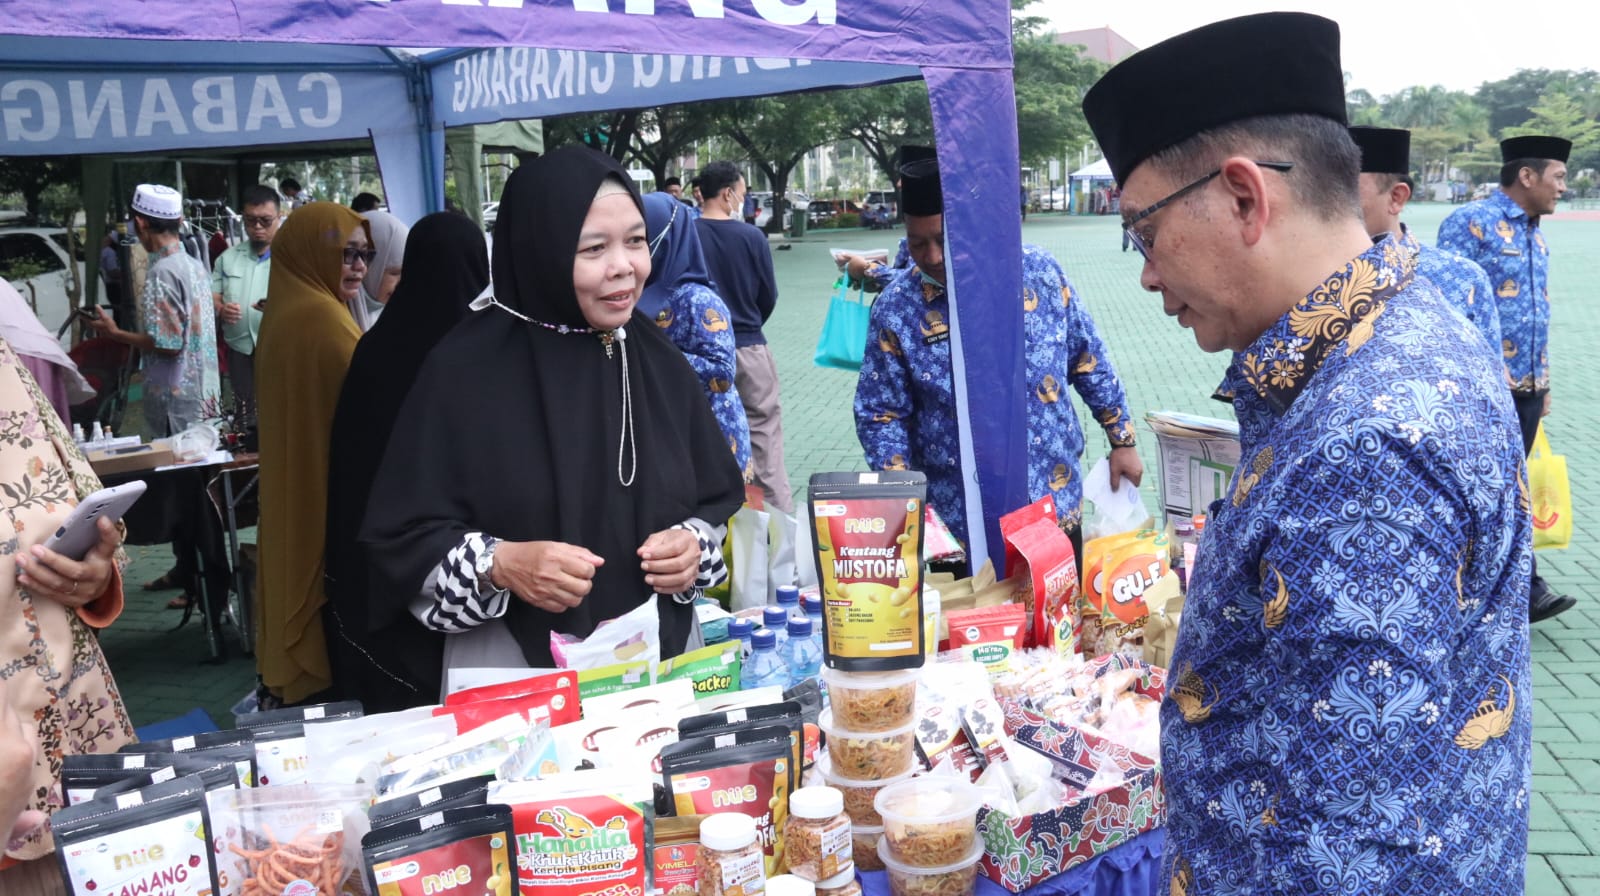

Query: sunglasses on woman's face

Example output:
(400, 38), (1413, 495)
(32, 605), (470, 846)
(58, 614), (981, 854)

(342, 247), (377, 266)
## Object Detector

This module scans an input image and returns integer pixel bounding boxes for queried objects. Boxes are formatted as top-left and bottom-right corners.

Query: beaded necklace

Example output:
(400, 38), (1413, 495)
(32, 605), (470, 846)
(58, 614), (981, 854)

(485, 296), (635, 486)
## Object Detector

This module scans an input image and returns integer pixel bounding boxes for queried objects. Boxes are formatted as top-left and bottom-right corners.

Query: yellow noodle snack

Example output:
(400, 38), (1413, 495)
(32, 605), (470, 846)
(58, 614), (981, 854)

(818, 710), (915, 779)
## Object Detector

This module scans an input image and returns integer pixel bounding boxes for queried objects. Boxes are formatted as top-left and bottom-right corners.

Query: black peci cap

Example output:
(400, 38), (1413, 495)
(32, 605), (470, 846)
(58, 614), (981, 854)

(1500, 135), (1571, 164)
(898, 147), (942, 217)
(1082, 12), (1347, 184)
(1350, 126), (1411, 174)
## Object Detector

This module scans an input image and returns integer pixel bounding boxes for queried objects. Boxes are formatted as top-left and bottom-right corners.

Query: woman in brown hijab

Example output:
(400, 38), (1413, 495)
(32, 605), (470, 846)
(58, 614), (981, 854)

(254, 203), (371, 704)
(0, 336), (130, 895)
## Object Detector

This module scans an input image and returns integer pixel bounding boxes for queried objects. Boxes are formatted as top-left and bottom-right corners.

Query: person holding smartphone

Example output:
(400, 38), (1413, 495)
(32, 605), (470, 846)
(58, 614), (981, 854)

(0, 327), (131, 891)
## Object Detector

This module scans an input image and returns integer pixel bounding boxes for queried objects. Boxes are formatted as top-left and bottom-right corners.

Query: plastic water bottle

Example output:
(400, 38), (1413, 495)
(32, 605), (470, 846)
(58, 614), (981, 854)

(763, 606), (790, 650)
(745, 629), (789, 691)
(776, 585), (801, 619)
(802, 593), (824, 635)
(729, 618), (756, 661)
(784, 617), (823, 686)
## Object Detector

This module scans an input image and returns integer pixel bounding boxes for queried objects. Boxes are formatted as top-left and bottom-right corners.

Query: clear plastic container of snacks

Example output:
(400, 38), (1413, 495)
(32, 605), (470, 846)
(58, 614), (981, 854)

(699, 814), (766, 896)
(784, 786), (853, 882)
(873, 777), (982, 868)
(850, 822), (885, 873)
(876, 839), (983, 896)
(813, 753), (914, 827)
(817, 709), (916, 779)
(820, 666), (921, 732)
(814, 867), (862, 896)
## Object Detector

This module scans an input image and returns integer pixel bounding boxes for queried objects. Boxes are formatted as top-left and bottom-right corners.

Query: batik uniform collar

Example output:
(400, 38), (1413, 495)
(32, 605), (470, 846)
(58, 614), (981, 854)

(912, 267), (945, 302)
(1489, 187), (1528, 222)
(1232, 232), (1416, 416)
(1397, 222), (1422, 254)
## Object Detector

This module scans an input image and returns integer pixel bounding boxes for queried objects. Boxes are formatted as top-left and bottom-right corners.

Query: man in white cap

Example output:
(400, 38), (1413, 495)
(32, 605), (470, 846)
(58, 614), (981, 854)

(1084, 13), (1529, 893)
(89, 184), (221, 607)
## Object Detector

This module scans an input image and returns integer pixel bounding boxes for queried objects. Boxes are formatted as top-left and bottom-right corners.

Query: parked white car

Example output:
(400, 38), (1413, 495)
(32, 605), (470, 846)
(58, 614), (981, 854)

(0, 225), (86, 347)
(750, 191), (809, 230)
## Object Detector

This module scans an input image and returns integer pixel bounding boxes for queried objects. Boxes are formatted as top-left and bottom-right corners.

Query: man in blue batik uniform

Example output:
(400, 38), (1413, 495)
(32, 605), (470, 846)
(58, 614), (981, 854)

(1438, 134), (1573, 622)
(1084, 13), (1531, 894)
(853, 149), (1141, 559)
(1349, 126), (1502, 356)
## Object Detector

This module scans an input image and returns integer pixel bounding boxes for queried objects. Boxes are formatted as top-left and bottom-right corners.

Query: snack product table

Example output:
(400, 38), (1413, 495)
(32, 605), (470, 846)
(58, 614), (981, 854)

(858, 828), (1162, 896)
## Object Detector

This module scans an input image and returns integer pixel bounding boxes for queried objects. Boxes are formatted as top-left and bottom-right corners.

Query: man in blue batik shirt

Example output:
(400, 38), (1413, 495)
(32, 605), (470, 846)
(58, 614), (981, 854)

(1349, 126), (1502, 356)
(1438, 134), (1572, 621)
(853, 149), (1141, 561)
(1085, 13), (1531, 895)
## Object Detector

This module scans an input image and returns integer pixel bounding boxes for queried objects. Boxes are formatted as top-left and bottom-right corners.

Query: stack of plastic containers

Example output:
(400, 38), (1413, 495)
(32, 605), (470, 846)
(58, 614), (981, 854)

(815, 666), (923, 872)
(873, 778), (985, 896)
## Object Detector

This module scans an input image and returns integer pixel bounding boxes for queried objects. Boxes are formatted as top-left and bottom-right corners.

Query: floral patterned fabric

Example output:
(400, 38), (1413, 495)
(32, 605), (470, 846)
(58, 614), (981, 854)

(854, 245), (1135, 550)
(650, 281), (753, 478)
(138, 245), (221, 435)
(1436, 189), (1549, 393)
(0, 337), (133, 865)
(1399, 224), (1502, 361)
(1166, 234), (1531, 894)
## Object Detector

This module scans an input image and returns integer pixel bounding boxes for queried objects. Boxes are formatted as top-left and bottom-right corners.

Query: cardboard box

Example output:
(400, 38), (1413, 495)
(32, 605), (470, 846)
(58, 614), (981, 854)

(977, 656), (1166, 890)
(1142, 574), (1183, 669)
(1144, 411), (1240, 522)
(87, 439), (175, 476)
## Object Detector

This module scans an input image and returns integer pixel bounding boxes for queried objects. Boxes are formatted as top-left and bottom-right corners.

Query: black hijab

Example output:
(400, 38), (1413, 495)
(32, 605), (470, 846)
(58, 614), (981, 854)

(324, 211), (489, 710)
(361, 146), (745, 667)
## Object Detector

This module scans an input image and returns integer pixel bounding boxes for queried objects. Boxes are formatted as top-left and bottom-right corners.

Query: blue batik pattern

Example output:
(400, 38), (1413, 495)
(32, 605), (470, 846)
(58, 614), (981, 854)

(1436, 189), (1550, 392)
(1166, 233), (1532, 895)
(1399, 224), (1502, 362)
(864, 238), (913, 291)
(854, 245), (1134, 550)
(652, 281), (753, 478)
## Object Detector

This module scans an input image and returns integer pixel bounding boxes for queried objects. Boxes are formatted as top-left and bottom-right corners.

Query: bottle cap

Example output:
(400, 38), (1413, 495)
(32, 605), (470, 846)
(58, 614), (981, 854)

(752, 628), (778, 650)
(729, 618), (755, 639)
(763, 606), (789, 629)
(803, 594), (823, 614)
(787, 616), (813, 638)
(776, 585), (801, 606)
(788, 785), (844, 819)
(700, 813), (758, 851)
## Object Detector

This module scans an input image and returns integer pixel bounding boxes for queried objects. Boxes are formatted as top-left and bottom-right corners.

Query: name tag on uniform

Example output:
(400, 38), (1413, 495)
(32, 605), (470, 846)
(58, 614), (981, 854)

(922, 331), (949, 346)
(1500, 247), (1522, 256)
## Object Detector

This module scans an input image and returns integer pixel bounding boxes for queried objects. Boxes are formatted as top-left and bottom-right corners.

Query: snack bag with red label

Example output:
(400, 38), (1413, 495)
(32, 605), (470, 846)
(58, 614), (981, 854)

(1082, 529), (1167, 658)
(363, 804), (519, 896)
(489, 770), (654, 896)
(944, 603), (1028, 678)
(807, 471), (927, 671)
(660, 725), (794, 877)
(999, 496), (1079, 656)
(54, 775), (221, 896)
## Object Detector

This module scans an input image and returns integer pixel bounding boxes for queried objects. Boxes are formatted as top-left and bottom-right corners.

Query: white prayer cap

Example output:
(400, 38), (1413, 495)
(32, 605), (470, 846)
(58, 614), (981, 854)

(132, 184), (183, 220)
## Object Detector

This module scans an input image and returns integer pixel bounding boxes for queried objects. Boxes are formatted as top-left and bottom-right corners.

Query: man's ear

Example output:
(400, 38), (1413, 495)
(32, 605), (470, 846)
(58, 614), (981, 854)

(1216, 157), (1272, 247)
(1389, 180), (1411, 215)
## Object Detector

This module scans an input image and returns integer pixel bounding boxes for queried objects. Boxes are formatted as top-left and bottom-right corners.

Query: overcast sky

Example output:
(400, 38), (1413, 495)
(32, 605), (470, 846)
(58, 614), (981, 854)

(1038, 0), (1595, 98)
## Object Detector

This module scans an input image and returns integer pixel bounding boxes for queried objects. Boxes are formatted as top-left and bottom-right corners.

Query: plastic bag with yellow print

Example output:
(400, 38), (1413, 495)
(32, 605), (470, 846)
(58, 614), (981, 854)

(1529, 424), (1571, 550)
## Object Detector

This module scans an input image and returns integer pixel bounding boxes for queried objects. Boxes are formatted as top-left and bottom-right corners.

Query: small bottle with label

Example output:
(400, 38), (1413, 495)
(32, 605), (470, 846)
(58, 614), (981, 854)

(783, 786), (853, 882)
(698, 813), (766, 896)
(1188, 513), (1207, 574)
(1171, 520), (1195, 590)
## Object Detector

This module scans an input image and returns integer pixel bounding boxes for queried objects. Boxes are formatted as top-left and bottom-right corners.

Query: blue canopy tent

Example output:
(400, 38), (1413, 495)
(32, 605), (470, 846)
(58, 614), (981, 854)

(0, 0), (1027, 565)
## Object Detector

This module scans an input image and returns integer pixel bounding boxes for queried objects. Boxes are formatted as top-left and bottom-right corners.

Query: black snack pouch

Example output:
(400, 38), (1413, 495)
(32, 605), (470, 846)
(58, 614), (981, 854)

(369, 774), (495, 828)
(62, 754), (171, 807)
(661, 725), (794, 876)
(362, 804), (520, 896)
(808, 471), (928, 671)
(54, 774), (222, 896)
(120, 729), (258, 788)
(679, 700), (805, 772)
(234, 700), (364, 730)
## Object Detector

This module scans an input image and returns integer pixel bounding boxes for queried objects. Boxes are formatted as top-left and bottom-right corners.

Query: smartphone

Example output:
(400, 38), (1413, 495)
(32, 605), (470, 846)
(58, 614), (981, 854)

(43, 481), (147, 561)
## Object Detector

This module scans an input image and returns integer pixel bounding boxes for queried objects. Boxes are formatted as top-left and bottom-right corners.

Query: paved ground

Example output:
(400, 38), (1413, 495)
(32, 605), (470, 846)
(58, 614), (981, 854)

(99, 202), (1599, 894)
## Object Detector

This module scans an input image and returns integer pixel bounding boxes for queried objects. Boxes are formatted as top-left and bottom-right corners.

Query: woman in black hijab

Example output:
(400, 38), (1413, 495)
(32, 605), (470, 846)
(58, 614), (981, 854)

(324, 211), (490, 710)
(361, 147), (745, 681)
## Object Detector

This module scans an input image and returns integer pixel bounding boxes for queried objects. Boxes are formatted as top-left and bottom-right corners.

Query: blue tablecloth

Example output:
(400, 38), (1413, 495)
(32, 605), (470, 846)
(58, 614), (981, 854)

(133, 707), (218, 741)
(859, 829), (1162, 896)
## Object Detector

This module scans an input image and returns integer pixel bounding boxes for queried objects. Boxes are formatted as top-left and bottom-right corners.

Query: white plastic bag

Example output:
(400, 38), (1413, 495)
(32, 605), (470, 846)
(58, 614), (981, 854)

(730, 505), (770, 611)
(767, 508), (799, 599)
(171, 422), (220, 462)
(550, 596), (662, 670)
(1082, 456), (1150, 540)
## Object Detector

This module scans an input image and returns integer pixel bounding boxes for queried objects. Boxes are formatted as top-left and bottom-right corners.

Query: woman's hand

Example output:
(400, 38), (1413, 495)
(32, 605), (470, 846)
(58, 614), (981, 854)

(638, 528), (700, 595)
(492, 541), (604, 613)
(0, 678), (46, 851)
(16, 516), (119, 609)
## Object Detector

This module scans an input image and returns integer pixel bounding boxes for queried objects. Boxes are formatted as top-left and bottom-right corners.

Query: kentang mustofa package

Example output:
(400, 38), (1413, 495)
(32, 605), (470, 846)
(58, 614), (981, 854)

(362, 804), (520, 896)
(807, 471), (928, 671)
(660, 724), (795, 877)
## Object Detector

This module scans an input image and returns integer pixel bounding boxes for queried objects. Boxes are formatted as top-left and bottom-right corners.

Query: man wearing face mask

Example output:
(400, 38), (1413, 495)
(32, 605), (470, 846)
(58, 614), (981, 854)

(854, 149), (1141, 564)
(695, 161), (793, 515)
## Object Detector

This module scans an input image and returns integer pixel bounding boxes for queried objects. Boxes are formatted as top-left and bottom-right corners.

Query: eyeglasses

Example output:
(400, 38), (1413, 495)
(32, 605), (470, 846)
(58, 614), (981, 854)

(1123, 161), (1294, 261)
(649, 201), (679, 258)
(242, 215), (278, 229)
(342, 247), (377, 266)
